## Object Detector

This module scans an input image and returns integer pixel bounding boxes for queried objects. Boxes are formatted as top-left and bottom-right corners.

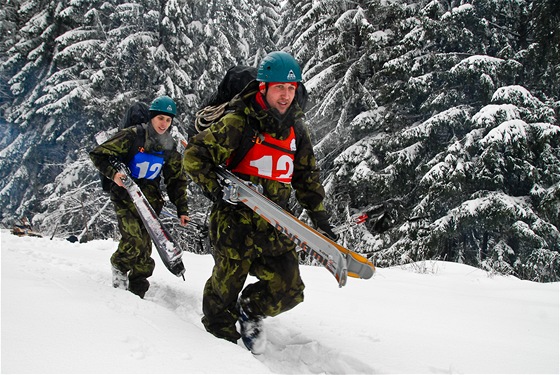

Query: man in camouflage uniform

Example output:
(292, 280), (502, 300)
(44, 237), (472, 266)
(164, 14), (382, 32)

(183, 52), (336, 353)
(90, 96), (189, 298)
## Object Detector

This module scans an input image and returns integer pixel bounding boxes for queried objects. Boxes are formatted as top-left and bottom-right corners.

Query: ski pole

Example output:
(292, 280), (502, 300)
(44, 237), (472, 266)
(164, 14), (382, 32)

(333, 212), (368, 235)
(161, 209), (209, 254)
(160, 209), (208, 234)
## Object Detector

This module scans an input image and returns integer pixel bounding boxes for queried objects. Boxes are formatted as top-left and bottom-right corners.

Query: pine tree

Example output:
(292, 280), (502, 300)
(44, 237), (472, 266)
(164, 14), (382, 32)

(323, 0), (560, 281)
(252, 0), (281, 65)
(527, 0), (560, 98)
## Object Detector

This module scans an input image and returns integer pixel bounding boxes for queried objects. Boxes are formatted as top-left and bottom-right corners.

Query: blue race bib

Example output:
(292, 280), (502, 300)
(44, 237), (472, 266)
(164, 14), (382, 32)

(128, 151), (164, 180)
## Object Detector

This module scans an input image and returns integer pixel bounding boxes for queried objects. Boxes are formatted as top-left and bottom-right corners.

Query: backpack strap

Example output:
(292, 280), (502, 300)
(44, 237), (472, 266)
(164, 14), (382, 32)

(124, 124), (146, 164)
(125, 124), (174, 162)
(102, 125), (146, 192)
(227, 117), (259, 170)
(227, 118), (304, 171)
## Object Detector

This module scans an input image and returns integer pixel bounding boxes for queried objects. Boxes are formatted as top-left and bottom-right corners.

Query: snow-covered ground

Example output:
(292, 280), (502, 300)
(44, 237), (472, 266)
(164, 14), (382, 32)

(1, 229), (558, 374)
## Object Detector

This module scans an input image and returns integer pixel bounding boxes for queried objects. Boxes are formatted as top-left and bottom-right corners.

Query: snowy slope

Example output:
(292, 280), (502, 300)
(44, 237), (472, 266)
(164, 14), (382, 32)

(1, 230), (558, 374)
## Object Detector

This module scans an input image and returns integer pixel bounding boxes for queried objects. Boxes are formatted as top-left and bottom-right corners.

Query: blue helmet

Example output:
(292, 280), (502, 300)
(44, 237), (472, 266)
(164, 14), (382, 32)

(257, 51), (302, 83)
(149, 96), (177, 117)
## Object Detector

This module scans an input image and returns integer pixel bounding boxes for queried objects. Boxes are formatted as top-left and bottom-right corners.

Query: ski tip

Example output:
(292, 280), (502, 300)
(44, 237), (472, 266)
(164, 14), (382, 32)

(347, 265), (375, 280)
(345, 252), (376, 280)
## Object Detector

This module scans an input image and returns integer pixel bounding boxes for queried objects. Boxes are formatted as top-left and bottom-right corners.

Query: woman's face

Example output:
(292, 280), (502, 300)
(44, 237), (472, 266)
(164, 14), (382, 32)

(151, 114), (173, 134)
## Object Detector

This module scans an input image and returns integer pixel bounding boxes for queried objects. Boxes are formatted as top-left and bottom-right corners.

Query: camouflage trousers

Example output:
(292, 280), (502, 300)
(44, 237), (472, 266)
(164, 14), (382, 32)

(110, 188), (164, 298)
(201, 203), (305, 343)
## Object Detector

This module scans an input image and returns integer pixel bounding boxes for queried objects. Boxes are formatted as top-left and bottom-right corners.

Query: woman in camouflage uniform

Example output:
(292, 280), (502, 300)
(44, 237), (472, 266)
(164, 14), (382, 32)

(90, 96), (189, 298)
(183, 52), (336, 353)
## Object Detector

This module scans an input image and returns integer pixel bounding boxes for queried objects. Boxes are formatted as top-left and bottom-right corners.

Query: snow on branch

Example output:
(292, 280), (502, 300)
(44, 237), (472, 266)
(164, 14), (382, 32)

(116, 32), (157, 56)
(303, 52), (342, 85)
(334, 135), (382, 167)
(432, 192), (535, 233)
(400, 106), (469, 141)
(334, 9), (358, 30)
(450, 55), (522, 84)
(471, 104), (520, 129)
(480, 119), (527, 147)
(55, 39), (102, 62)
(531, 123), (560, 141)
(292, 18), (329, 55)
(491, 85), (544, 109)
(36, 80), (92, 116)
(450, 55), (505, 76)
(20, 9), (49, 35)
(388, 141), (423, 167)
(419, 160), (451, 186)
(55, 29), (101, 48)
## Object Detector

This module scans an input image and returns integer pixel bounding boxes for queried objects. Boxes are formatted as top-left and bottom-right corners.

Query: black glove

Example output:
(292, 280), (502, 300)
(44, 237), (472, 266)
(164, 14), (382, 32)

(309, 211), (338, 241)
(317, 221), (338, 241)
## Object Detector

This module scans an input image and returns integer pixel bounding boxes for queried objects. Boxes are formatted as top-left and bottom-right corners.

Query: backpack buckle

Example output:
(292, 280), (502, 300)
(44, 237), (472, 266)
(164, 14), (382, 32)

(253, 132), (264, 144)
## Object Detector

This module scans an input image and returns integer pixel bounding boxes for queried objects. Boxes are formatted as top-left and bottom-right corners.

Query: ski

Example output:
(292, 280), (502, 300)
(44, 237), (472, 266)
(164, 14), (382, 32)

(116, 163), (186, 279)
(216, 167), (375, 287)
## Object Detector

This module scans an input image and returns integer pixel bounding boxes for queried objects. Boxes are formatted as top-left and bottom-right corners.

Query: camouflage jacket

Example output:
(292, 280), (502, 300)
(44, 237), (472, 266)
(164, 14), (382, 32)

(183, 81), (327, 216)
(89, 123), (189, 217)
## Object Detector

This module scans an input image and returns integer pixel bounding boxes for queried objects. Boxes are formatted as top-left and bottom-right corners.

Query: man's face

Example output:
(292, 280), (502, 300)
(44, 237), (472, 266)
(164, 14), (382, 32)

(263, 83), (297, 115)
(150, 114), (173, 134)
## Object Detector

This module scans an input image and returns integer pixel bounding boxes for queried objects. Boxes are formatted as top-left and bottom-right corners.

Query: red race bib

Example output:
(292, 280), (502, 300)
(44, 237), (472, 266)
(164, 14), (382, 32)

(232, 127), (296, 183)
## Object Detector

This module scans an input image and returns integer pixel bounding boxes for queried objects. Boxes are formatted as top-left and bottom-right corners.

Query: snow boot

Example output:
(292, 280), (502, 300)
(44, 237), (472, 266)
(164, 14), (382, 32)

(237, 299), (266, 354)
(111, 266), (128, 290)
(128, 278), (149, 299)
